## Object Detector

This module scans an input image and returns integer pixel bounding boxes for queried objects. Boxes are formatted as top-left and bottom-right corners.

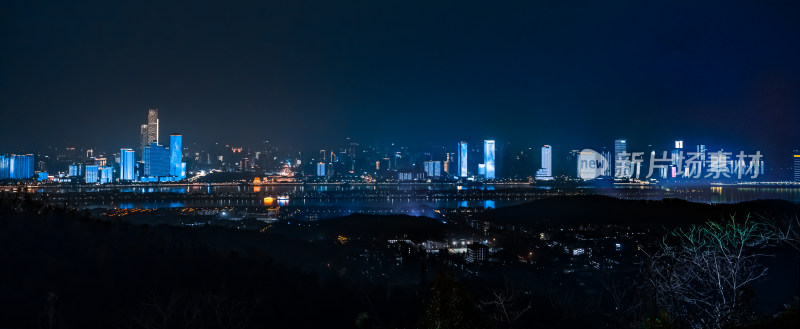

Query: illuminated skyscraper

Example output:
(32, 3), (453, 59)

(424, 160), (442, 177)
(0, 155), (9, 179)
(143, 142), (170, 178)
(317, 162), (326, 176)
(614, 139), (627, 177)
(99, 166), (113, 184)
(9, 154), (34, 179)
(139, 124), (149, 155)
(458, 141), (468, 178)
(120, 148), (135, 181)
(535, 145), (553, 180)
(85, 165), (99, 183)
(169, 134), (184, 179)
(147, 108), (159, 145)
(794, 151), (800, 182)
(484, 140), (495, 179)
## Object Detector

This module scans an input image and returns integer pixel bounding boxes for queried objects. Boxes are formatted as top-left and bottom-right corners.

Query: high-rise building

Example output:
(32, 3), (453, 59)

(458, 141), (468, 178)
(535, 145), (553, 180)
(143, 142), (170, 178)
(120, 148), (135, 181)
(169, 134), (184, 179)
(794, 151), (800, 182)
(424, 160), (442, 177)
(147, 108), (159, 145)
(0, 155), (9, 179)
(139, 124), (149, 155)
(8, 154), (34, 179)
(99, 166), (113, 184)
(484, 140), (495, 179)
(614, 139), (627, 177)
(317, 162), (326, 176)
(85, 165), (99, 183)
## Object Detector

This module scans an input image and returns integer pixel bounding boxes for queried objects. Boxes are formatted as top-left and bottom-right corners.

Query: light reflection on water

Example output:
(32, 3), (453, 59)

(23, 184), (800, 210)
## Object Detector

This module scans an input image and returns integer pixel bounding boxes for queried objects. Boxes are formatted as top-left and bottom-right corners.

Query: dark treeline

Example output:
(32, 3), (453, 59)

(1, 193), (799, 329)
(0, 195), (422, 328)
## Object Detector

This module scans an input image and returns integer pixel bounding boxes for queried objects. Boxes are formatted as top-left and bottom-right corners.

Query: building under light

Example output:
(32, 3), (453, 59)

(317, 162), (326, 176)
(458, 141), (468, 178)
(535, 145), (553, 180)
(424, 160), (442, 177)
(484, 140), (495, 179)
(99, 166), (113, 184)
(120, 148), (135, 181)
(794, 151), (800, 182)
(143, 142), (170, 179)
(614, 139), (628, 178)
(169, 134), (185, 179)
(85, 165), (99, 184)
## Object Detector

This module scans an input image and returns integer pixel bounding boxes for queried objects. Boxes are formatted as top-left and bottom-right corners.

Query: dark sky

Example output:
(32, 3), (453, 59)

(1, 0), (798, 162)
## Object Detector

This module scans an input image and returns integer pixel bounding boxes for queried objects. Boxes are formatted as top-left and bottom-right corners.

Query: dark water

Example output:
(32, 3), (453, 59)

(12, 184), (800, 209)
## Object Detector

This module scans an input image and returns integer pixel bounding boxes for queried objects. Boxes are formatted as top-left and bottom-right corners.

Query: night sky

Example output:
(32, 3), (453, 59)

(1, 1), (798, 162)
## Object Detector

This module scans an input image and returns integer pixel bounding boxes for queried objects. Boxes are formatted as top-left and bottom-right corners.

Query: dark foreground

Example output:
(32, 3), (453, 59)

(1, 194), (799, 329)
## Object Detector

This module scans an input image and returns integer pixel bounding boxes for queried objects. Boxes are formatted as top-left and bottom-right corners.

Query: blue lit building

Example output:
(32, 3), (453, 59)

(85, 165), (99, 183)
(614, 139), (627, 178)
(794, 151), (800, 182)
(424, 160), (442, 177)
(484, 140), (495, 179)
(0, 155), (9, 179)
(9, 154), (34, 179)
(535, 145), (553, 180)
(69, 164), (83, 177)
(120, 148), (135, 181)
(169, 134), (185, 179)
(99, 166), (113, 184)
(143, 142), (170, 179)
(317, 162), (326, 176)
(458, 141), (468, 178)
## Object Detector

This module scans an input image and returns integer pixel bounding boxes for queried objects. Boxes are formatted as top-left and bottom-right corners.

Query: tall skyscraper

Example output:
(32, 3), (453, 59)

(317, 162), (326, 176)
(484, 140), (495, 179)
(143, 142), (170, 178)
(614, 139), (627, 177)
(139, 124), (149, 155)
(424, 160), (442, 177)
(0, 155), (9, 179)
(120, 148), (135, 181)
(458, 141), (468, 178)
(99, 166), (113, 184)
(535, 145), (553, 180)
(8, 154), (34, 179)
(147, 108), (159, 145)
(169, 134), (184, 179)
(794, 151), (800, 182)
(84, 165), (99, 183)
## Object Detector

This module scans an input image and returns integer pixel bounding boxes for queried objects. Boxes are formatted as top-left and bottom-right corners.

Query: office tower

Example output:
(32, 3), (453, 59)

(614, 139), (627, 177)
(484, 140), (496, 179)
(317, 162), (326, 176)
(169, 134), (184, 179)
(794, 151), (800, 182)
(478, 163), (486, 176)
(424, 160), (442, 177)
(68, 164), (82, 177)
(0, 155), (9, 179)
(120, 148), (135, 181)
(458, 141), (468, 177)
(99, 166), (113, 184)
(535, 145), (553, 180)
(139, 124), (149, 155)
(147, 108), (159, 145)
(601, 151), (612, 176)
(84, 165), (99, 183)
(9, 154), (34, 179)
(697, 144), (707, 162)
(143, 142), (170, 178)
